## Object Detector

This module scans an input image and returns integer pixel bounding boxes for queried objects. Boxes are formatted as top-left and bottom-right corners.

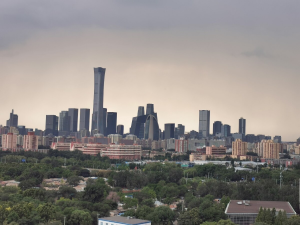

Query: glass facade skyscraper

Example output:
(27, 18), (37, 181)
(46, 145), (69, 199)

(79, 108), (90, 132)
(199, 110), (210, 138)
(164, 123), (175, 139)
(239, 117), (246, 135)
(59, 111), (70, 132)
(213, 121), (222, 136)
(92, 67), (106, 134)
(137, 106), (145, 116)
(68, 108), (78, 132)
(107, 112), (117, 135)
(45, 115), (58, 136)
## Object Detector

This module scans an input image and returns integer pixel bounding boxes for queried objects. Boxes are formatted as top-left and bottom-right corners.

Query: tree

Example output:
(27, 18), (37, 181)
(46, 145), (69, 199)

(37, 203), (56, 224)
(59, 186), (77, 199)
(275, 210), (288, 225)
(106, 191), (120, 202)
(136, 206), (154, 219)
(82, 182), (110, 203)
(147, 206), (175, 224)
(217, 220), (236, 225)
(69, 210), (92, 225)
(67, 176), (83, 186)
(220, 196), (230, 208)
(178, 208), (202, 225)
(287, 215), (300, 225)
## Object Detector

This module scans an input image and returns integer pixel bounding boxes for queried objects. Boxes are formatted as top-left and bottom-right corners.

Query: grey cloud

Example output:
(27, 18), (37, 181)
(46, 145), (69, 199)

(1, 0), (300, 50)
(241, 48), (271, 58)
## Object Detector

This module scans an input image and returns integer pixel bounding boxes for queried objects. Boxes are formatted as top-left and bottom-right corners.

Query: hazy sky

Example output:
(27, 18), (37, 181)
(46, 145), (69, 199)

(1, 0), (300, 141)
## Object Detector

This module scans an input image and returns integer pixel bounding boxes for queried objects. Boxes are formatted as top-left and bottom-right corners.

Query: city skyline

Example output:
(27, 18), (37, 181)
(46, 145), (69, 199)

(1, 1), (300, 140)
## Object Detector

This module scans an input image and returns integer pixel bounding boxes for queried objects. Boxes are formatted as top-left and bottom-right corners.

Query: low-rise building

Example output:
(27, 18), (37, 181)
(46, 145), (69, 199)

(225, 200), (296, 225)
(102, 144), (142, 160)
(51, 142), (70, 151)
(98, 216), (151, 225)
(206, 145), (226, 155)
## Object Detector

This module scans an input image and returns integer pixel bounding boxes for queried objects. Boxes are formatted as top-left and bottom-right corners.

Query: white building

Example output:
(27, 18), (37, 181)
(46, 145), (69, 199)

(98, 216), (151, 225)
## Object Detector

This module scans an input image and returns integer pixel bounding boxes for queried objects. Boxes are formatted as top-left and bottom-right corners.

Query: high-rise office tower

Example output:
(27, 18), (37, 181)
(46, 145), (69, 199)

(103, 108), (107, 135)
(107, 112), (117, 135)
(213, 121), (222, 136)
(177, 124), (185, 137)
(17, 126), (26, 135)
(146, 104), (154, 115)
(68, 108), (78, 132)
(59, 111), (70, 133)
(144, 114), (159, 140)
(221, 124), (231, 137)
(92, 67), (106, 134)
(45, 115), (58, 136)
(130, 104), (158, 139)
(199, 110), (210, 138)
(79, 109), (90, 132)
(273, 136), (282, 143)
(164, 123), (175, 139)
(239, 117), (246, 135)
(6, 110), (18, 127)
(117, 125), (124, 135)
(137, 106), (145, 116)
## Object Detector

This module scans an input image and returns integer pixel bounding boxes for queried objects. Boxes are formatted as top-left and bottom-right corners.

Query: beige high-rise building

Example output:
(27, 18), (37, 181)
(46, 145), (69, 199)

(2, 133), (17, 150)
(232, 139), (247, 156)
(257, 140), (280, 159)
(23, 132), (38, 150)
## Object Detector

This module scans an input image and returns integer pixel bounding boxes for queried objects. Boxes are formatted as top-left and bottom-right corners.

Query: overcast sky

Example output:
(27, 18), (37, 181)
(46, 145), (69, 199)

(1, 0), (300, 141)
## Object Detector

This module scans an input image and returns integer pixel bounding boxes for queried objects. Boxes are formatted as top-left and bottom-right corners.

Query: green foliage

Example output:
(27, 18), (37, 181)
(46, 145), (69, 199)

(67, 175), (83, 186)
(37, 203), (56, 223)
(69, 210), (92, 225)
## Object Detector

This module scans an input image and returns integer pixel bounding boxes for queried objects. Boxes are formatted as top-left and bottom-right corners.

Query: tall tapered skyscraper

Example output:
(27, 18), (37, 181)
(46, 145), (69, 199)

(92, 67), (106, 134)
(199, 110), (210, 138)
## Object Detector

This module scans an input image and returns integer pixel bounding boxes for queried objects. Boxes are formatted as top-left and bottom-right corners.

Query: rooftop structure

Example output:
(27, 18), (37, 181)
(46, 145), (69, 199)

(225, 200), (296, 225)
(98, 216), (151, 225)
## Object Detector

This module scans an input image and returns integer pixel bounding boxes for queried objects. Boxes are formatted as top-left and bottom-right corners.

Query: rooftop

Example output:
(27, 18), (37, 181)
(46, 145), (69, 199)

(225, 200), (296, 215)
(99, 216), (150, 224)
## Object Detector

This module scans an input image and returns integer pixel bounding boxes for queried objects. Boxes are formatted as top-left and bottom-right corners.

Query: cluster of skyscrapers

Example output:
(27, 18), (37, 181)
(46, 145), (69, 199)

(0, 67), (283, 147)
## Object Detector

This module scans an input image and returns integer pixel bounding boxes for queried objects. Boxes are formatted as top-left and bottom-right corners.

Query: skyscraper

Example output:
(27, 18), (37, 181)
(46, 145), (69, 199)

(239, 117), (246, 135)
(213, 121), (222, 136)
(107, 112), (117, 135)
(59, 111), (70, 134)
(144, 114), (159, 140)
(92, 67), (106, 134)
(199, 110), (210, 138)
(177, 124), (185, 137)
(146, 104), (154, 115)
(6, 110), (18, 127)
(117, 125), (124, 135)
(164, 123), (175, 139)
(103, 108), (107, 135)
(79, 108), (90, 132)
(137, 106), (145, 116)
(45, 115), (58, 136)
(68, 108), (78, 132)
(221, 124), (231, 137)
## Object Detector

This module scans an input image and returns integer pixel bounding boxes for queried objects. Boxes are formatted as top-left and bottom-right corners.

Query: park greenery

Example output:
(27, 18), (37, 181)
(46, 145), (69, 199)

(0, 149), (300, 224)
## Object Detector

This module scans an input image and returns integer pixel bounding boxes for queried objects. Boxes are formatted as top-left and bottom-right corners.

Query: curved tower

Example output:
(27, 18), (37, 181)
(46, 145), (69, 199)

(92, 67), (106, 134)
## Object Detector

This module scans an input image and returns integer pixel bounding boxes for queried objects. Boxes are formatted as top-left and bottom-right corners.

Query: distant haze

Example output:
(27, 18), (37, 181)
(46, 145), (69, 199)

(1, 0), (300, 141)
